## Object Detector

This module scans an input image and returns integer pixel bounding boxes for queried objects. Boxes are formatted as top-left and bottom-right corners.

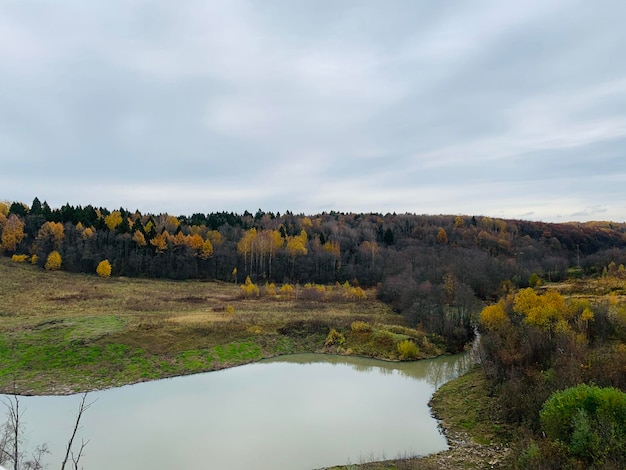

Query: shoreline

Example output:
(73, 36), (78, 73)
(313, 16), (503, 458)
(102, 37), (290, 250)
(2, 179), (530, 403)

(322, 366), (512, 470)
(2, 348), (454, 397)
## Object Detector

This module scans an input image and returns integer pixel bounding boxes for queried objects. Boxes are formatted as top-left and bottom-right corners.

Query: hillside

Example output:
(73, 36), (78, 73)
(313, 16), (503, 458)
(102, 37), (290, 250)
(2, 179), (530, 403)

(0, 258), (444, 395)
(3, 199), (626, 353)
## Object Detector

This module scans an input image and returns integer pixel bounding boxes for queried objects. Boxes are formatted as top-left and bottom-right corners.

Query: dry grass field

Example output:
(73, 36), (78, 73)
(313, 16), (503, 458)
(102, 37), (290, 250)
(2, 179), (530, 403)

(0, 258), (441, 395)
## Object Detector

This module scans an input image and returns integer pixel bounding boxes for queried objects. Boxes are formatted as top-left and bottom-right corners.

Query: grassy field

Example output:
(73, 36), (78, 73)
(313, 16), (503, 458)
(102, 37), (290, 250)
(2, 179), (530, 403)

(0, 258), (444, 395)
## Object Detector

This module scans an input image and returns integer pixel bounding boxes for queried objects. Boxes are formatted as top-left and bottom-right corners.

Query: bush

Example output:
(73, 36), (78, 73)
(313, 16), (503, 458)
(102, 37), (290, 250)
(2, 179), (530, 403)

(351, 321), (372, 333)
(324, 328), (345, 346)
(540, 383), (626, 465)
(397, 339), (419, 360)
(11, 254), (28, 263)
(264, 282), (277, 297)
(528, 272), (542, 287)
(280, 284), (294, 298)
(44, 250), (62, 271)
(96, 259), (112, 278)
(240, 276), (260, 297)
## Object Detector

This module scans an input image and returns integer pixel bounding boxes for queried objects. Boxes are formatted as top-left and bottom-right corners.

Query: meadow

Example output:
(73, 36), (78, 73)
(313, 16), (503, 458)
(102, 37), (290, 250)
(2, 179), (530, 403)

(0, 258), (443, 395)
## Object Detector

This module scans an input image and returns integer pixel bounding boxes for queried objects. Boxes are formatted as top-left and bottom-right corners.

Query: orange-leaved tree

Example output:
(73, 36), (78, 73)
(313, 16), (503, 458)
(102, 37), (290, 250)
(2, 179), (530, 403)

(132, 230), (147, 247)
(36, 221), (65, 251)
(1, 214), (25, 253)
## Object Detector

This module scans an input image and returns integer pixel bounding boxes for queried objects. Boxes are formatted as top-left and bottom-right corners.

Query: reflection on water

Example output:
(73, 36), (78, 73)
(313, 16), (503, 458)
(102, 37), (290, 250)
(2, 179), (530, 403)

(262, 351), (474, 388)
(2, 350), (474, 470)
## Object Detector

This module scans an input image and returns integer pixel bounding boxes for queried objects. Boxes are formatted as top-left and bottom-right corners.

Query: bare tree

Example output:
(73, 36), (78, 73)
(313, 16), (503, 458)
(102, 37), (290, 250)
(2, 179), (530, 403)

(60, 393), (94, 470)
(0, 395), (21, 470)
(1, 392), (93, 470)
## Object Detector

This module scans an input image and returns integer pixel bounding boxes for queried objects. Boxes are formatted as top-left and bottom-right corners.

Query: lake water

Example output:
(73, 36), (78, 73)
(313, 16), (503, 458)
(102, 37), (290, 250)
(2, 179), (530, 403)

(3, 352), (473, 469)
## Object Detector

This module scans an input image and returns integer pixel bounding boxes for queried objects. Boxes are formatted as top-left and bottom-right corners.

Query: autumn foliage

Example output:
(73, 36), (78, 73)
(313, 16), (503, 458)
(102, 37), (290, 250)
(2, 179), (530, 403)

(44, 250), (62, 271)
(1, 214), (25, 253)
(96, 259), (112, 278)
(478, 280), (626, 467)
(3, 197), (626, 356)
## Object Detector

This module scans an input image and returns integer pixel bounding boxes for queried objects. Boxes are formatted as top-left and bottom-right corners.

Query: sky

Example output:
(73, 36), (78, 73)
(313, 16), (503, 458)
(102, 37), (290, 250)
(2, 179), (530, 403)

(1, 1), (625, 222)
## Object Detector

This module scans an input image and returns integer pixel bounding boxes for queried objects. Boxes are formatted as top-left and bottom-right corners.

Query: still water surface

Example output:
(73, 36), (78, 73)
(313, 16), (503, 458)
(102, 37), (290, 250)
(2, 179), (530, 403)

(6, 352), (473, 469)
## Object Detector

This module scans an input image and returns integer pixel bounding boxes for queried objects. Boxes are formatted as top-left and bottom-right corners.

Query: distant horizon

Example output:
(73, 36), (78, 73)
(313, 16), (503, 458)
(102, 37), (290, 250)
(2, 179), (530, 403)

(3, 195), (625, 225)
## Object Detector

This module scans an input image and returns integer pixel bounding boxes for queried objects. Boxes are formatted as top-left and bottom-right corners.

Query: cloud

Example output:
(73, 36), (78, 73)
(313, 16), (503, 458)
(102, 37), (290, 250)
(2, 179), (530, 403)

(0, 0), (625, 222)
(571, 206), (609, 218)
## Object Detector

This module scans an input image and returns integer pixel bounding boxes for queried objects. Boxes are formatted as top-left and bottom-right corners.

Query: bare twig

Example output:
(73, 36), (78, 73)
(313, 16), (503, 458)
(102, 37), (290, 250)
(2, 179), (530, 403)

(60, 393), (95, 470)
(70, 439), (89, 470)
(24, 443), (49, 470)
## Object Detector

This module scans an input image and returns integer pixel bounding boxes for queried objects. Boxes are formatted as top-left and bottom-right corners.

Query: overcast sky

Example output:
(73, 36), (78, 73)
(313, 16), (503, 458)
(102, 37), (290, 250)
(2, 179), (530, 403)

(1, 1), (625, 222)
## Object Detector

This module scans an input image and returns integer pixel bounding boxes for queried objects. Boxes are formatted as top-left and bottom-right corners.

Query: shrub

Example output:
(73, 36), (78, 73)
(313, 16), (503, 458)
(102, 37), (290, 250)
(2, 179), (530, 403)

(301, 283), (325, 301)
(540, 384), (626, 464)
(344, 286), (367, 301)
(397, 339), (419, 360)
(44, 250), (62, 271)
(11, 254), (28, 263)
(96, 259), (112, 278)
(280, 284), (294, 297)
(225, 305), (235, 315)
(240, 276), (260, 297)
(264, 282), (277, 297)
(529, 272), (542, 287)
(351, 321), (372, 333)
(324, 328), (345, 346)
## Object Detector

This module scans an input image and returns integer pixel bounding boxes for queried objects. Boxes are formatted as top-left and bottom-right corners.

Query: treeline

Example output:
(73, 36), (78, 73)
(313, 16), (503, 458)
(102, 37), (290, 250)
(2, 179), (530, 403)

(2, 198), (626, 350)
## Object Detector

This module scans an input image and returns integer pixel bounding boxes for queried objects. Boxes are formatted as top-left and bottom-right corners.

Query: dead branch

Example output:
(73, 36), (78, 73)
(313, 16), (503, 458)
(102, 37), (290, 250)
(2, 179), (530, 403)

(60, 393), (95, 470)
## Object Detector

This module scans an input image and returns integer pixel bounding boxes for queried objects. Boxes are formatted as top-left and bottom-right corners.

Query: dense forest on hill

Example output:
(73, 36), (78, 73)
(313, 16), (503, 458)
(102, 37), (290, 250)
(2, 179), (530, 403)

(2, 197), (626, 351)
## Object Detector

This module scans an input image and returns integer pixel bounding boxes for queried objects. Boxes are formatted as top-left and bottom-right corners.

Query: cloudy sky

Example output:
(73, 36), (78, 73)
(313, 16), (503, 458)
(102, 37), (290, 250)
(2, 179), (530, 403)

(1, 1), (625, 222)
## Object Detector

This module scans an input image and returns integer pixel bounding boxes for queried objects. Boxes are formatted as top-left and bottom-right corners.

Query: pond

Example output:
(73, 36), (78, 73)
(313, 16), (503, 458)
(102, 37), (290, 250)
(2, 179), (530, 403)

(3, 352), (474, 470)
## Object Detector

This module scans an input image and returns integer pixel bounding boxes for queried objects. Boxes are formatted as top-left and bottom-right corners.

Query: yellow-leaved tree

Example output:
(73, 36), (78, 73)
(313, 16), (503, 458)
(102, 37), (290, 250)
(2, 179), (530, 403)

(513, 288), (569, 331)
(104, 211), (123, 231)
(82, 227), (95, 239)
(286, 230), (308, 280)
(96, 259), (112, 278)
(237, 228), (257, 275)
(436, 227), (448, 244)
(150, 231), (168, 253)
(1, 214), (25, 253)
(199, 239), (214, 260)
(45, 250), (62, 271)
(132, 230), (147, 247)
(267, 229), (283, 277)
(479, 301), (510, 331)
(187, 234), (204, 252)
(36, 221), (65, 251)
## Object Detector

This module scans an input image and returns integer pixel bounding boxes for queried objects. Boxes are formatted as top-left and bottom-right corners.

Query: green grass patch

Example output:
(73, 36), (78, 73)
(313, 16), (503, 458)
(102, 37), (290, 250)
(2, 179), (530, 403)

(211, 340), (263, 364)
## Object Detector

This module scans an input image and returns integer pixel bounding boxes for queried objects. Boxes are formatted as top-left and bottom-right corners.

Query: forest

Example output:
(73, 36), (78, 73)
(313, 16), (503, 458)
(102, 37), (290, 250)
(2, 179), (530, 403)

(3, 198), (626, 468)
(2, 197), (626, 353)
